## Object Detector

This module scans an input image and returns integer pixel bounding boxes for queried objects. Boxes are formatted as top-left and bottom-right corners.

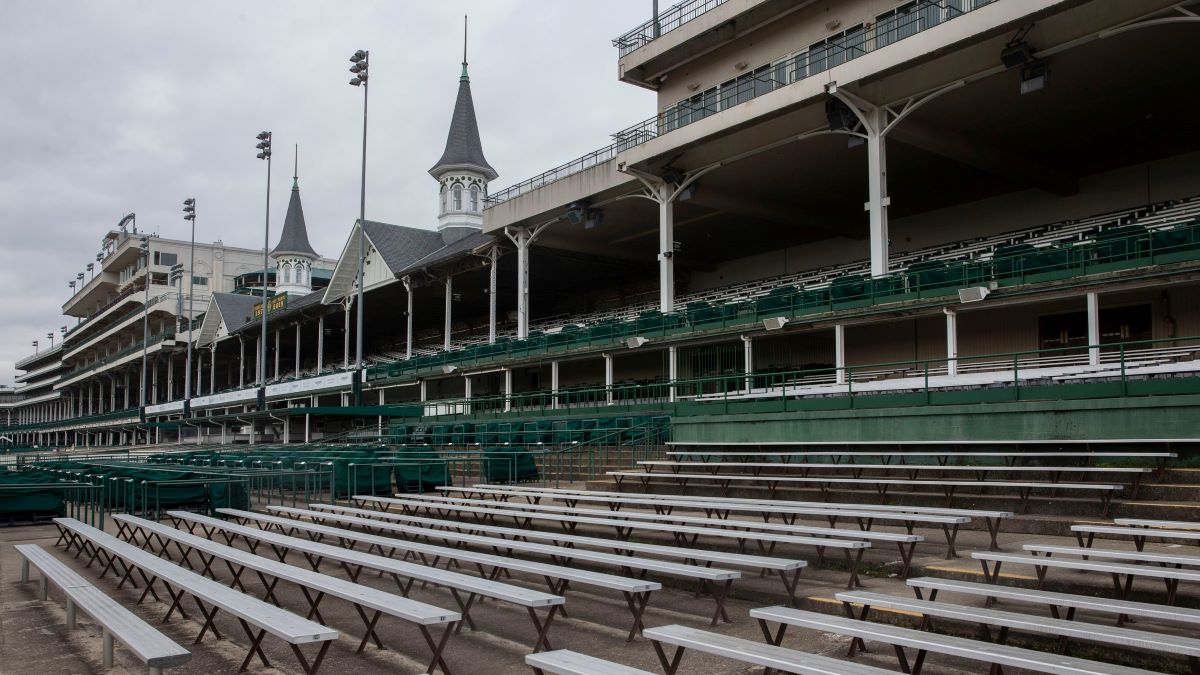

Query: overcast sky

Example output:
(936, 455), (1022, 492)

(0, 0), (656, 384)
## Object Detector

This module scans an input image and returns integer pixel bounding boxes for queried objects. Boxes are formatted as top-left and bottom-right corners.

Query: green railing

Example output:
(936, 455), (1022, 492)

(409, 335), (1200, 420)
(368, 219), (1200, 383)
(63, 329), (176, 379)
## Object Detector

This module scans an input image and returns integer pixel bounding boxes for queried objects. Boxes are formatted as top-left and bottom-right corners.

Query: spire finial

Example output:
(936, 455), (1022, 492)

(292, 144), (299, 189)
(461, 14), (469, 80)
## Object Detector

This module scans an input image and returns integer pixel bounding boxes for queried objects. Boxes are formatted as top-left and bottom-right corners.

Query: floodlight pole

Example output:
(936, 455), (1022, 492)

(183, 199), (196, 407)
(256, 132), (273, 408)
(349, 49), (370, 402)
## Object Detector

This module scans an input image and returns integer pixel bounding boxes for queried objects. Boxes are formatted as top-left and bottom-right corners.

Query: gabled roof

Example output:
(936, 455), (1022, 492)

(429, 66), (498, 181)
(399, 230), (495, 276)
(213, 293), (260, 334)
(271, 178), (318, 259)
(361, 220), (447, 272)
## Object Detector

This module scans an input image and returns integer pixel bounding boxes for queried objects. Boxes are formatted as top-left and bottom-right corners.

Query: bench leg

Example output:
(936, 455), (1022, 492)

(352, 605), (384, 653)
(986, 518), (1002, 551)
(622, 590), (652, 641)
(845, 548), (866, 589)
(777, 568), (803, 608)
(528, 604), (559, 653)
(192, 598), (224, 643)
(19, 559), (28, 583)
(650, 640), (686, 675)
(708, 578), (733, 625)
(419, 623), (454, 675)
(66, 599), (76, 630)
(899, 541), (917, 578)
(235, 619), (271, 671)
(450, 589), (479, 632)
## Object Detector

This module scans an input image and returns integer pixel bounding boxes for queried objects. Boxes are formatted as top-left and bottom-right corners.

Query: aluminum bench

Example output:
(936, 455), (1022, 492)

(15, 543), (191, 674)
(837, 590), (1200, 668)
(1024, 543), (1200, 568)
(525, 650), (656, 675)
(1115, 518), (1200, 532)
(750, 606), (1158, 675)
(1073, 523), (1200, 551)
(53, 517), (339, 675)
(112, 514), (461, 673)
(608, 471), (1123, 515)
(973, 551), (1200, 605)
(218, 507), (658, 641)
(642, 623), (892, 675)
(353, 494), (870, 588)
(397, 491), (924, 575)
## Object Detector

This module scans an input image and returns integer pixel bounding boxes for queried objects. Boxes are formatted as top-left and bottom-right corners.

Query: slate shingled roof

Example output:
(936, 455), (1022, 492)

(429, 67), (498, 181)
(271, 179), (318, 258)
(358, 220), (495, 279)
(211, 293), (261, 334)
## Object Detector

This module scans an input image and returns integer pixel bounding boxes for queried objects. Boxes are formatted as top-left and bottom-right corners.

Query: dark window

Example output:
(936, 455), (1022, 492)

(153, 252), (178, 267)
(1038, 304), (1152, 352)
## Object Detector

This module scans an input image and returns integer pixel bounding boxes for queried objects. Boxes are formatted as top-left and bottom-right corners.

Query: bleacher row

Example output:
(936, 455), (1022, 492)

(367, 195), (1200, 380)
(387, 415), (671, 447)
(17, 449), (1199, 674)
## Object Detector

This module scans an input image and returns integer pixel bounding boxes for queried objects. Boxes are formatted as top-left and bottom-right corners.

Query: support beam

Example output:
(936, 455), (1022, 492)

(1087, 292), (1100, 366)
(294, 323), (301, 378)
(504, 368), (512, 413)
(209, 346), (216, 395)
(604, 353), (614, 406)
(835, 324), (847, 385)
(668, 346), (678, 403)
(488, 245), (498, 344)
(238, 338), (245, 388)
(316, 316), (324, 373)
(865, 106), (889, 277)
(504, 221), (552, 340)
(444, 276), (453, 351)
(273, 329), (281, 381)
(742, 335), (753, 391)
(343, 298), (352, 368)
(944, 308), (958, 377)
(657, 184), (675, 312)
(403, 276), (414, 360)
(550, 360), (560, 410)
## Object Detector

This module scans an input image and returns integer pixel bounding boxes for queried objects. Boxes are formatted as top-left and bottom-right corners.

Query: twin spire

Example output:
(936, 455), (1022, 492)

(271, 144), (318, 259)
(430, 14), (497, 181)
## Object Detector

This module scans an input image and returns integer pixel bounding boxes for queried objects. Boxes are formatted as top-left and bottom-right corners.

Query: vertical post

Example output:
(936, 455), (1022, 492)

(504, 368), (513, 413)
(343, 299), (352, 368)
(866, 106), (890, 277)
(273, 330), (281, 381)
(151, 359), (159, 404)
(419, 379), (427, 402)
(294, 323), (301, 378)
(550, 360), (560, 410)
(316, 316), (325, 372)
(516, 230), (530, 339)
(464, 375), (472, 401)
(945, 308), (958, 377)
(658, 183), (675, 313)
(404, 277), (414, 359)
(166, 359), (173, 405)
(238, 337), (245, 387)
(209, 346), (216, 394)
(488, 245), (498, 344)
(444, 276), (453, 351)
(102, 630), (113, 669)
(1087, 292), (1100, 366)
(742, 335), (753, 391)
(835, 324), (847, 385)
(604, 353), (614, 406)
(304, 413), (311, 443)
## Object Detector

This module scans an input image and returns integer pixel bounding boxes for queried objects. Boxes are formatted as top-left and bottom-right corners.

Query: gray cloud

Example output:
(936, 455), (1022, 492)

(0, 0), (655, 382)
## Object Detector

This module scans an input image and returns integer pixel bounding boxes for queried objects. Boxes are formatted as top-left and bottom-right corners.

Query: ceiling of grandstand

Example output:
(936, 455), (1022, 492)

(531, 19), (1200, 269)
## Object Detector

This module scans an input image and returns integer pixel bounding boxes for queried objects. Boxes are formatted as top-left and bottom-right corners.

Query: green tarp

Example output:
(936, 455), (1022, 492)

(482, 447), (540, 483)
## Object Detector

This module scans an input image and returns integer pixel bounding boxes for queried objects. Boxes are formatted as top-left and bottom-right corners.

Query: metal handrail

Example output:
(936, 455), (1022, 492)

(612, 0), (728, 56)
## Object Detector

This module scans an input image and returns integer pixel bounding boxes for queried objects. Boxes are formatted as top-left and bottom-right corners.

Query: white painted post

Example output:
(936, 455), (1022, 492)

(209, 346), (216, 394)
(273, 329), (280, 380)
(945, 308), (959, 376)
(294, 323), (301, 378)
(444, 276), (453, 351)
(504, 368), (513, 412)
(835, 324), (847, 385)
(1087, 292), (1100, 366)
(238, 337), (245, 388)
(604, 353), (614, 406)
(668, 345), (678, 403)
(742, 335), (753, 391)
(316, 316), (325, 372)
(550, 360), (560, 410)
(658, 183), (675, 313)
(403, 276), (414, 360)
(66, 599), (76, 629)
(343, 298), (352, 368)
(866, 106), (890, 277)
(419, 379), (427, 402)
(102, 630), (113, 669)
(488, 245), (498, 344)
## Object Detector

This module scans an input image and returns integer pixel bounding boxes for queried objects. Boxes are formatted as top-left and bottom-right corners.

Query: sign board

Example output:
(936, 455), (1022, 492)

(252, 293), (288, 319)
(265, 370), (354, 398)
(191, 387), (258, 409)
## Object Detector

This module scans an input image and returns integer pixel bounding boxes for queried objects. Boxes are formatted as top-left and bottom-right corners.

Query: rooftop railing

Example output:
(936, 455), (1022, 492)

(612, 0), (728, 57)
(488, 0), (991, 209)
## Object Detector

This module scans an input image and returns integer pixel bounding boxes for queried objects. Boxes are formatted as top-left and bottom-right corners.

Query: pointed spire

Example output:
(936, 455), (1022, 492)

(272, 145), (318, 259)
(430, 16), (497, 181)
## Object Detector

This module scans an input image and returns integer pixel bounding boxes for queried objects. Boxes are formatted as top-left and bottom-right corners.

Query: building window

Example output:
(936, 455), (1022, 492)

(441, 187), (449, 214)
(153, 251), (178, 266)
(453, 186), (463, 210)
(192, 276), (208, 286)
(283, 263), (292, 284)
(469, 186), (480, 212)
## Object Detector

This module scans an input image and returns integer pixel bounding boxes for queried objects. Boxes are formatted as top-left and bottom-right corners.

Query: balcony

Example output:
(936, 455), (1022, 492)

(612, 0), (729, 57)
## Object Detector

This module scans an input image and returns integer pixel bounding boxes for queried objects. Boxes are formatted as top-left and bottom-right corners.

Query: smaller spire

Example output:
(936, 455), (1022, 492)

(461, 15), (469, 81)
(292, 144), (299, 189)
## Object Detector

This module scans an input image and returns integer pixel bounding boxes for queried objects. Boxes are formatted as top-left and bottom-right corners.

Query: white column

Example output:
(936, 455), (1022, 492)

(604, 353), (614, 406)
(403, 276), (414, 360)
(304, 414), (311, 443)
(253, 337), (261, 386)
(209, 347), (216, 394)
(658, 183), (675, 313)
(866, 106), (890, 277)
(742, 335), (753, 391)
(238, 338), (245, 388)
(464, 375), (472, 400)
(273, 330), (280, 380)
(835, 324), (847, 385)
(945, 308), (958, 377)
(316, 316), (324, 373)
(488, 245), (498, 344)
(343, 299), (352, 368)
(504, 368), (512, 413)
(151, 359), (159, 404)
(294, 323), (301, 378)
(550, 360), (560, 410)
(515, 230), (531, 339)
(166, 359), (173, 404)
(1087, 292), (1100, 366)
(195, 352), (203, 398)
(444, 276), (453, 351)
(419, 379), (428, 402)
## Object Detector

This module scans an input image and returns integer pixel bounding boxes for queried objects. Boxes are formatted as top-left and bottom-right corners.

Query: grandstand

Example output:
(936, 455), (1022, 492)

(4, 0), (1200, 673)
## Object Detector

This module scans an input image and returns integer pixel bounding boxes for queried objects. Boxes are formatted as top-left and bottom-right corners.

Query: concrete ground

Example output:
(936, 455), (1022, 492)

(0, 498), (1194, 674)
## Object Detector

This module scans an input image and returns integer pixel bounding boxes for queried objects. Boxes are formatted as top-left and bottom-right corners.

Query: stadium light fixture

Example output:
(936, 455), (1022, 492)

(86, 262), (94, 280)
(46, 333), (54, 349)
(1019, 60), (1048, 94)
(626, 336), (648, 349)
(958, 287), (991, 303)
(348, 49), (370, 398)
(68, 280), (76, 294)
(31, 340), (38, 354)
(762, 317), (789, 331)
(255, 131), (272, 408)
